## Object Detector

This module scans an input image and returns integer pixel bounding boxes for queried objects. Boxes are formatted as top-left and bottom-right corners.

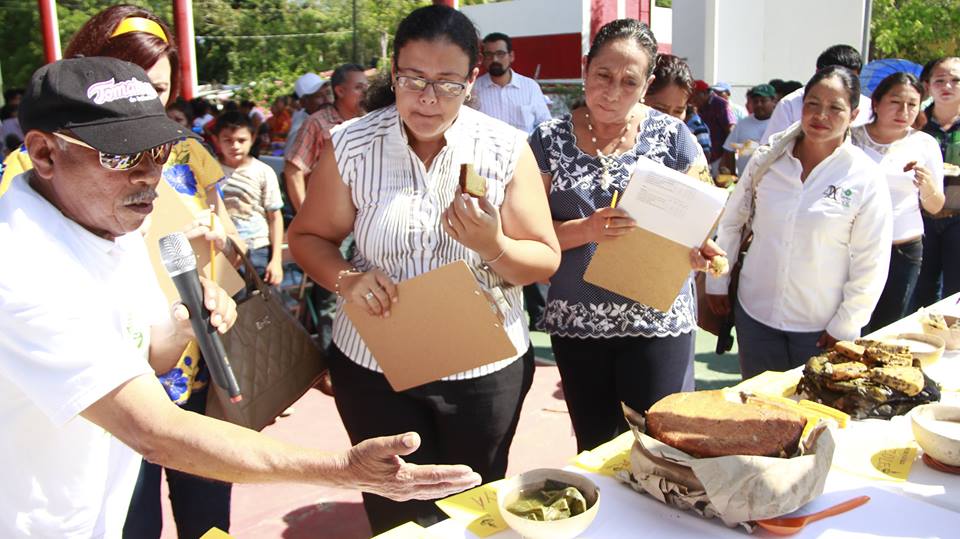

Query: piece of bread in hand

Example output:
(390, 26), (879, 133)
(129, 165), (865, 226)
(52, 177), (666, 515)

(459, 163), (488, 198)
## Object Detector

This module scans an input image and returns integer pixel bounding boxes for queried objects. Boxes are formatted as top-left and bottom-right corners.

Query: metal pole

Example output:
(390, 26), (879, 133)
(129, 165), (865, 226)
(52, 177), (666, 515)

(173, 0), (198, 100)
(862, 0), (873, 63)
(37, 0), (62, 64)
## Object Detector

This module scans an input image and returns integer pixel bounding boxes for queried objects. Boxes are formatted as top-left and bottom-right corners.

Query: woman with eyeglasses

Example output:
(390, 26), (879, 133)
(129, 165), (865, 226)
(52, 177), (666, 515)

(288, 5), (560, 534)
(54, 5), (243, 538)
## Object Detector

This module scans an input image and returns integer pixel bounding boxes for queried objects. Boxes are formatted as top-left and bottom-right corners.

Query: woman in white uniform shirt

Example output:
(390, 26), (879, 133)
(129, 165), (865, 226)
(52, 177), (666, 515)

(851, 72), (944, 332)
(288, 5), (560, 534)
(706, 66), (893, 379)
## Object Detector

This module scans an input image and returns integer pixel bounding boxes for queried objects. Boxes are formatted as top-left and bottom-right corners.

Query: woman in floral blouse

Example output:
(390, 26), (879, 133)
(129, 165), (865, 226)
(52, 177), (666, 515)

(529, 19), (720, 452)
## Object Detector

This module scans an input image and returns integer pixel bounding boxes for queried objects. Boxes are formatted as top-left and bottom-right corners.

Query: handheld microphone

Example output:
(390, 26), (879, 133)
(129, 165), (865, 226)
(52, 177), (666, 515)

(158, 232), (243, 403)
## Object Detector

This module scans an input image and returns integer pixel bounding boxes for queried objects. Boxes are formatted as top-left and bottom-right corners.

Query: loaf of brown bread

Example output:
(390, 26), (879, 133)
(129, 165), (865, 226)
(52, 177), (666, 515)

(646, 390), (807, 458)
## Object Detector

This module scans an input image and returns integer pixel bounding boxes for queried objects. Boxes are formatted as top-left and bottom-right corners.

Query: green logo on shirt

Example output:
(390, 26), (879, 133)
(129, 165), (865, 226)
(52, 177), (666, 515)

(823, 185), (853, 208)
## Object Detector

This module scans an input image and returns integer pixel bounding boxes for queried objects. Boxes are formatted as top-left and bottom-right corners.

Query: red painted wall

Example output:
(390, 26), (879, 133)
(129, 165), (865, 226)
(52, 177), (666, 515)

(508, 33), (584, 80)
(638, 0), (651, 24)
(591, 0), (653, 41)
(590, 0), (618, 42)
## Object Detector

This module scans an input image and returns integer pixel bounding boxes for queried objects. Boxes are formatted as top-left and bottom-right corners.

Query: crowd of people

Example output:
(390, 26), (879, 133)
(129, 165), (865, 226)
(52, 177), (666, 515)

(1, 2), (959, 538)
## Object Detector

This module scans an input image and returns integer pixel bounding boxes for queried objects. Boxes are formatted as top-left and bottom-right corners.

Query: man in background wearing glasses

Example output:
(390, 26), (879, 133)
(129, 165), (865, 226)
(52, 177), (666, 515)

(0, 57), (480, 538)
(472, 32), (553, 135)
(472, 32), (553, 333)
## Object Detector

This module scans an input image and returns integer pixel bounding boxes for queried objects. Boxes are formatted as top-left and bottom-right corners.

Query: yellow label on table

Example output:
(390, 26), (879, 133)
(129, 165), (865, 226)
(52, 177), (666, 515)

(372, 521), (427, 538)
(571, 431), (634, 476)
(435, 480), (507, 537)
(834, 445), (918, 482)
(870, 447), (918, 480)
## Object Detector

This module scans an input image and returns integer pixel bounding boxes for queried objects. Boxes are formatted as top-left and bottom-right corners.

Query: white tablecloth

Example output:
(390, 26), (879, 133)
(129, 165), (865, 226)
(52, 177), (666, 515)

(427, 294), (960, 538)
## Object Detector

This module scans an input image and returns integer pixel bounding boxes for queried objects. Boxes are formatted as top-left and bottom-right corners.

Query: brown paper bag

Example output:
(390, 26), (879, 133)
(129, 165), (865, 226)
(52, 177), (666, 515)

(618, 403), (835, 529)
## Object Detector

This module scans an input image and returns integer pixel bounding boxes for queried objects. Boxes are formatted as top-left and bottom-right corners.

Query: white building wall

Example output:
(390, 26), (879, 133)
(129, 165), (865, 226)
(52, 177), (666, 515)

(672, 0), (867, 105)
(650, 5), (672, 48)
(461, 0), (584, 38)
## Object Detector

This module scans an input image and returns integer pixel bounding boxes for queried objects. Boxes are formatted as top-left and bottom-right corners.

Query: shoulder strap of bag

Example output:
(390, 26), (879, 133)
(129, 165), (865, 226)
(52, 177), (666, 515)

(739, 122), (803, 247)
(234, 246), (272, 303)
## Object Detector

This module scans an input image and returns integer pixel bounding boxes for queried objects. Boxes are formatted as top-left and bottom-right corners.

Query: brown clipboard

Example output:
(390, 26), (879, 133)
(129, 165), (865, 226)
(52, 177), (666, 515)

(584, 227), (704, 312)
(344, 260), (517, 391)
(145, 178), (245, 303)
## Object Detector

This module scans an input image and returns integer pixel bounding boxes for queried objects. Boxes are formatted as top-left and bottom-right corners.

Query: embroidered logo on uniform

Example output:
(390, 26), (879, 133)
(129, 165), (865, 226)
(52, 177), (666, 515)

(86, 77), (158, 105)
(822, 185), (853, 208)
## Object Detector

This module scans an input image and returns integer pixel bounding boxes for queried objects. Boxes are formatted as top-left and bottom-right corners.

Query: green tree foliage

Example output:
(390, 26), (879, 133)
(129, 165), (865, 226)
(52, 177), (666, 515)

(0, 0), (171, 91)
(0, 0), (428, 102)
(870, 0), (960, 64)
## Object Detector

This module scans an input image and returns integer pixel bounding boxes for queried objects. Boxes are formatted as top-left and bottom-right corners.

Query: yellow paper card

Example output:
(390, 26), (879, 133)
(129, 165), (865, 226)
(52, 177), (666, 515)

(435, 480), (507, 537)
(870, 447), (918, 481)
(732, 370), (801, 397)
(834, 443), (918, 482)
(372, 521), (427, 538)
(571, 431), (634, 476)
(200, 529), (234, 539)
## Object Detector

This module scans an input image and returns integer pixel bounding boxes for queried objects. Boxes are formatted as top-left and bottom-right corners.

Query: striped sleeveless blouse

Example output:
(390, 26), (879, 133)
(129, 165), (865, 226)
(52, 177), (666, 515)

(330, 105), (530, 380)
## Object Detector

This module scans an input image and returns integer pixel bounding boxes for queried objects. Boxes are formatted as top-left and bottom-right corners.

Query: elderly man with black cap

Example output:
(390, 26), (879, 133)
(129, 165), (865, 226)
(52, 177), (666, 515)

(0, 57), (480, 538)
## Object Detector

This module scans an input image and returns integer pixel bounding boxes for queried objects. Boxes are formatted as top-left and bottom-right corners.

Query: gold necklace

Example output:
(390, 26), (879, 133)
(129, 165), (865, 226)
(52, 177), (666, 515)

(585, 110), (635, 189)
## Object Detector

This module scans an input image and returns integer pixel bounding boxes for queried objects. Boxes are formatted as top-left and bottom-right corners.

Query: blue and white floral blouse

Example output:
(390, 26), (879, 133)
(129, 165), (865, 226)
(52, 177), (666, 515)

(529, 110), (711, 339)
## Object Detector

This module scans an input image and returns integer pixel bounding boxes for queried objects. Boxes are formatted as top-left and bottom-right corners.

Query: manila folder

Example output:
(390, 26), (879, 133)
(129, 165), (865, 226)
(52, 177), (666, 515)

(584, 227), (694, 313)
(344, 260), (517, 391)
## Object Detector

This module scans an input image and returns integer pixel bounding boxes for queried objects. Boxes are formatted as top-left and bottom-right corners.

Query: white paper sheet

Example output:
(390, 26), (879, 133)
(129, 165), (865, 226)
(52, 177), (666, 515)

(617, 157), (729, 248)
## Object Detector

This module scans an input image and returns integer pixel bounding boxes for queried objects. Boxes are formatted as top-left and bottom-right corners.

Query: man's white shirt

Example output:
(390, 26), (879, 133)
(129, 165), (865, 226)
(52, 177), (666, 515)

(723, 115), (770, 175)
(0, 174), (167, 538)
(472, 70), (552, 133)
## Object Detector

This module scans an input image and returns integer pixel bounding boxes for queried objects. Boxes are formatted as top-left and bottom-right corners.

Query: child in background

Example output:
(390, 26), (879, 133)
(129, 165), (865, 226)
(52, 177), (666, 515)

(213, 111), (285, 285)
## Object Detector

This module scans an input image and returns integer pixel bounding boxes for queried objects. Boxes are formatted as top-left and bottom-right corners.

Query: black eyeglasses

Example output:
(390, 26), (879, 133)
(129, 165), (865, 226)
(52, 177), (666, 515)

(481, 51), (509, 60)
(395, 75), (468, 98)
(54, 132), (174, 171)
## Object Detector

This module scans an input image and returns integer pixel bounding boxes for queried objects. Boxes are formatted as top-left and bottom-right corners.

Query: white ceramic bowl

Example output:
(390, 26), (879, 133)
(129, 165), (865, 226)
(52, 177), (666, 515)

(911, 403), (960, 467)
(884, 333), (946, 366)
(921, 315), (960, 350)
(497, 468), (600, 539)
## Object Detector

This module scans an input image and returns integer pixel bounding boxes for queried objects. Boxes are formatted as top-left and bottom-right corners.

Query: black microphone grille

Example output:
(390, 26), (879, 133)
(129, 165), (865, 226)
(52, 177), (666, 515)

(158, 232), (198, 276)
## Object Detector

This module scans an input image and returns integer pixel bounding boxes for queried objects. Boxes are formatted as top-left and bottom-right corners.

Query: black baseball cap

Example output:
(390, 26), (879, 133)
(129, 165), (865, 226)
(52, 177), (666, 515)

(19, 56), (197, 155)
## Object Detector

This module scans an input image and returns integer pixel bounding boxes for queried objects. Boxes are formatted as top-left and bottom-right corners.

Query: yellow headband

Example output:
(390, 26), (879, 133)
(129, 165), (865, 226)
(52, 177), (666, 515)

(111, 17), (168, 43)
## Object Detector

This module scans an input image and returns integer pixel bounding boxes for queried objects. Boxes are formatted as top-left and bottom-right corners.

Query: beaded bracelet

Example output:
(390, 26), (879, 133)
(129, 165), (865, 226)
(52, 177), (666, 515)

(334, 268), (358, 297)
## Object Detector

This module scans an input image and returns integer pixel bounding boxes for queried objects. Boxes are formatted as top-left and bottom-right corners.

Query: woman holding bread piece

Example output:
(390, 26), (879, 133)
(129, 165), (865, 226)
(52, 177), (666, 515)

(528, 19), (725, 454)
(288, 5), (560, 534)
(706, 66), (893, 380)
(851, 72), (944, 333)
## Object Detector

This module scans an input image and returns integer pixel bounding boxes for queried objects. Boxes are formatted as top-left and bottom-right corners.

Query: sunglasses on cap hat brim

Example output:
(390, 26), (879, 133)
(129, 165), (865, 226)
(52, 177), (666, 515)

(54, 132), (174, 171)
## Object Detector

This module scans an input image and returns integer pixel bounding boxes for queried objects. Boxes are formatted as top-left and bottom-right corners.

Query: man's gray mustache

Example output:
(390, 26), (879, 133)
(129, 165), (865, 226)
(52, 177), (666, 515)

(124, 189), (158, 205)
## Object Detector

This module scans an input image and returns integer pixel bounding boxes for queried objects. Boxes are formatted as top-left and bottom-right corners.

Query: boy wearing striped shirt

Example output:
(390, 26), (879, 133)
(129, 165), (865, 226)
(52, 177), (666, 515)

(214, 111), (285, 285)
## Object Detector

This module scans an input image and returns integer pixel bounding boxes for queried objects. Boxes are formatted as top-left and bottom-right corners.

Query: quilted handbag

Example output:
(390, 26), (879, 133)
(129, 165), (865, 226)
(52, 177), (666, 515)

(206, 252), (327, 431)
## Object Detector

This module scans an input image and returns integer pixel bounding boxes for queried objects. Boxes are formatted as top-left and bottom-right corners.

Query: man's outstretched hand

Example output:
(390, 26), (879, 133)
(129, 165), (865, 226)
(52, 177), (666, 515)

(341, 432), (482, 501)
